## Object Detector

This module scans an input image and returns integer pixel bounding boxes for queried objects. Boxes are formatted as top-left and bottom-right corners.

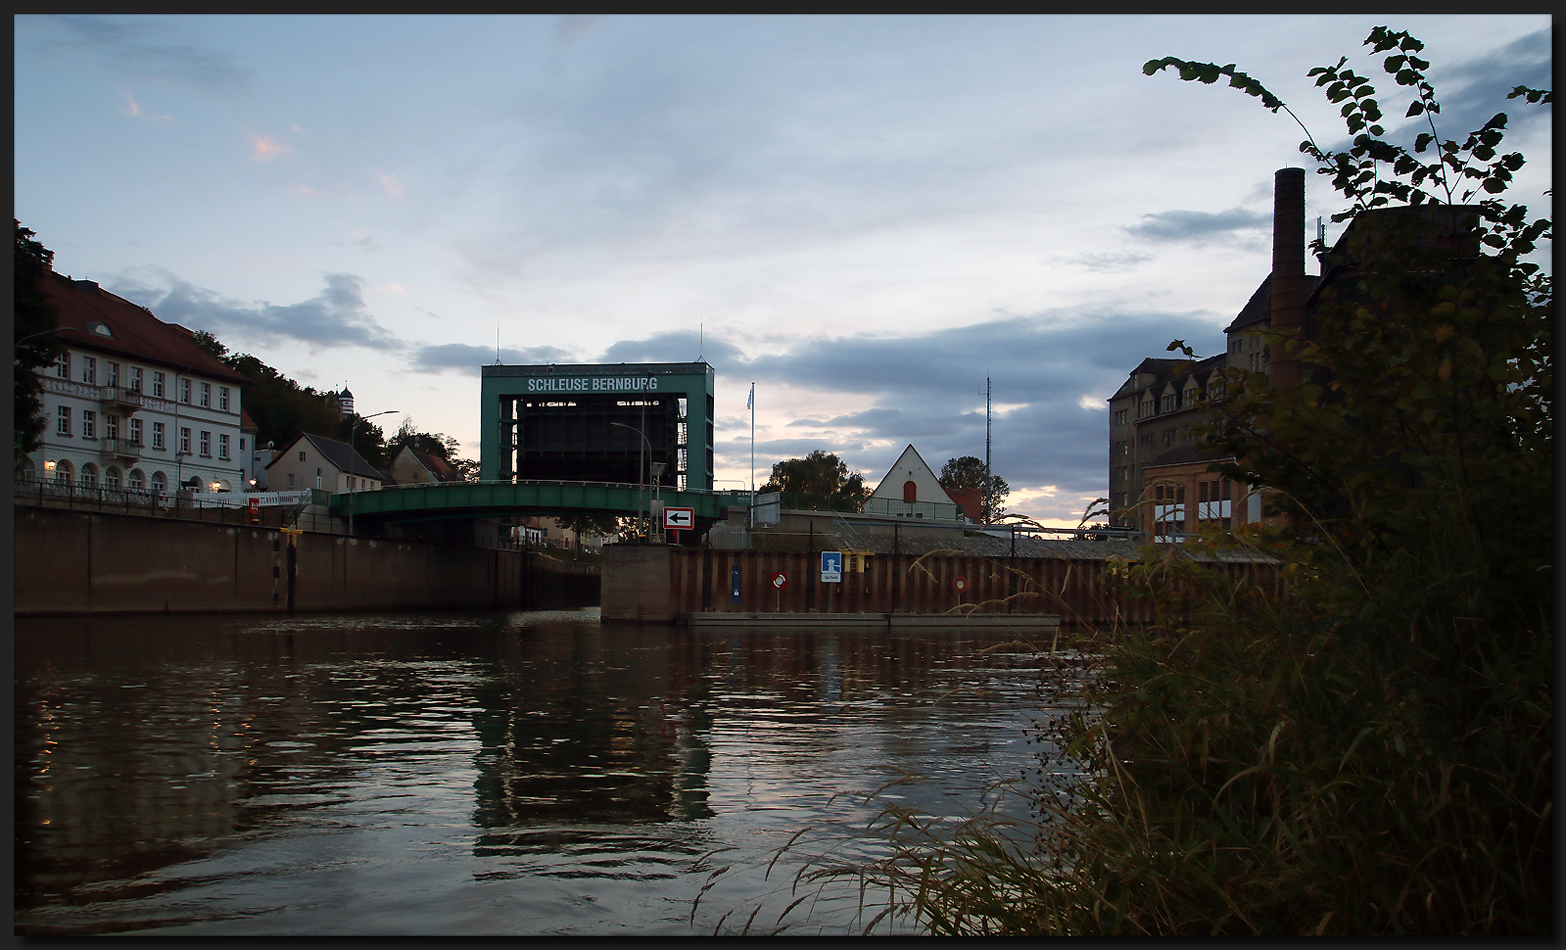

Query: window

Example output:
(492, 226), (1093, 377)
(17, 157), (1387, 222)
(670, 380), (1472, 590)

(219, 433), (230, 460)
(299, 450), (307, 462)
(106, 467), (121, 487)
(1199, 479), (1233, 526)
(219, 386), (230, 411)
(1116, 440), (1128, 458)
(1114, 408), (1129, 425)
(55, 352), (70, 379)
(1161, 393), (1176, 413)
(106, 414), (119, 440)
(107, 362), (120, 388)
(129, 468), (145, 490)
(1139, 434), (1154, 452)
(54, 460), (72, 484)
(200, 382), (211, 407)
(199, 431), (211, 458)
(152, 421), (165, 450)
(130, 417), (143, 446)
(130, 366), (143, 393)
(83, 410), (97, 440)
(1154, 484), (1186, 539)
(179, 427), (192, 454)
(180, 379), (192, 403)
(81, 463), (97, 487)
(57, 405), (72, 436)
(1163, 430), (1173, 446)
(288, 473), (296, 488)
(151, 471), (166, 492)
(153, 372), (165, 398)
(82, 356), (97, 385)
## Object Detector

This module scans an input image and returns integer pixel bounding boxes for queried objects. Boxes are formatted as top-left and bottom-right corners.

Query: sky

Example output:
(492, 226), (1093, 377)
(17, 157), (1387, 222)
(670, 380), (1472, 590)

(14, 14), (1552, 525)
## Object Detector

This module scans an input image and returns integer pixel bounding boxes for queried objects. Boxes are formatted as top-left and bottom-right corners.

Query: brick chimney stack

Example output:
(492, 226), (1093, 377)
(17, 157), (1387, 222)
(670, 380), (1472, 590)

(1268, 167), (1308, 388)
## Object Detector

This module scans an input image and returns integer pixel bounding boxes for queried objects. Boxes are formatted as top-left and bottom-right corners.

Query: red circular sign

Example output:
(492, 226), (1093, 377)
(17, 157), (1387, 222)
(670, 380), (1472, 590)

(953, 576), (967, 592)
(771, 572), (788, 590)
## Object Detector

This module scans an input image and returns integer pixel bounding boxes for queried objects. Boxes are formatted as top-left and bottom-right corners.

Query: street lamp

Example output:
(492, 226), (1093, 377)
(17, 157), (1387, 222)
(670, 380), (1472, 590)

(14, 326), (79, 348)
(348, 409), (397, 537)
(610, 421), (651, 540)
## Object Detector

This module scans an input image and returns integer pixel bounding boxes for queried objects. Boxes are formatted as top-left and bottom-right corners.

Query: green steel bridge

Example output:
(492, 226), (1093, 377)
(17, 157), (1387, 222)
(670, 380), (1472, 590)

(327, 479), (751, 526)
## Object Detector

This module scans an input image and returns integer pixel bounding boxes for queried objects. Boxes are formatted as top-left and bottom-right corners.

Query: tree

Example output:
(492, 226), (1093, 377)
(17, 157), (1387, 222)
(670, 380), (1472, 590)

(14, 221), (61, 473)
(1023, 30), (1552, 934)
(937, 455), (1010, 522)
(822, 35), (1546, 939)
(760, 450), (868, 509)
(554, 513), (622, 557)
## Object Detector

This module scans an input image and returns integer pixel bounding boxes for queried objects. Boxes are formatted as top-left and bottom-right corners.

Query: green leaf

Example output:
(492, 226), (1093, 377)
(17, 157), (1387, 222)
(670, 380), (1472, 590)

(1406, 100), (1424, 117)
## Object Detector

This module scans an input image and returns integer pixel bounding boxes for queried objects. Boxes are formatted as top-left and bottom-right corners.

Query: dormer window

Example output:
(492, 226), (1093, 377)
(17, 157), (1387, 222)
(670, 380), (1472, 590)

(88, 322), (115, 338)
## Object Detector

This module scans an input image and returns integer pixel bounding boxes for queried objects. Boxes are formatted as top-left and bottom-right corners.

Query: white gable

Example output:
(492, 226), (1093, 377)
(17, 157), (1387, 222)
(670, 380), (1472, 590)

(870, 444), (949, 505)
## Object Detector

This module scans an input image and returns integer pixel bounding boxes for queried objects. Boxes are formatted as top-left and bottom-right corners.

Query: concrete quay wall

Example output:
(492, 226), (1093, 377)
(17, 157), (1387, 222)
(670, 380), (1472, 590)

(14, 505), (597, 616)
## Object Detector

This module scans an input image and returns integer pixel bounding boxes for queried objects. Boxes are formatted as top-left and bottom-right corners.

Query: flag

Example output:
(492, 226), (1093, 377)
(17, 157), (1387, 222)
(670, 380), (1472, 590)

(747, 383), (753, 410)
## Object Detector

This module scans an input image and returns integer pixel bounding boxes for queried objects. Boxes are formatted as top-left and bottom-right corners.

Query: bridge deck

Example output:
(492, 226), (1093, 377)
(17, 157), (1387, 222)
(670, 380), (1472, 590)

(329, 480), (750, 522)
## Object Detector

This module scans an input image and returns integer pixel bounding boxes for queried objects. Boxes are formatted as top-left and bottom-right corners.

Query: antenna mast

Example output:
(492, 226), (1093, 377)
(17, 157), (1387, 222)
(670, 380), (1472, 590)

(984, 376), (992, 524)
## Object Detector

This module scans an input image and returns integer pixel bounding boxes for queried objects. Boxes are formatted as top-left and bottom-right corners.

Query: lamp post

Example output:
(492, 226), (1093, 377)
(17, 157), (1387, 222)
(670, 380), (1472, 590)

(610, 421), (651, 541)
(348, 409), (397, 537)
(14, 326), (79, 348)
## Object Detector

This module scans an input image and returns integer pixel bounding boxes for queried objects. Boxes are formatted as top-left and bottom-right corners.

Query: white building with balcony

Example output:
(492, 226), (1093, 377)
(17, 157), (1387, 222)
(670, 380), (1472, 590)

(21, 273), (253, 497)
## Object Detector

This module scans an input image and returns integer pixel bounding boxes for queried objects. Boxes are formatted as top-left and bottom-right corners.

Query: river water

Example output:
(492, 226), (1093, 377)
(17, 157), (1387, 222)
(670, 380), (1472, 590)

(14, 609), (1087, 936)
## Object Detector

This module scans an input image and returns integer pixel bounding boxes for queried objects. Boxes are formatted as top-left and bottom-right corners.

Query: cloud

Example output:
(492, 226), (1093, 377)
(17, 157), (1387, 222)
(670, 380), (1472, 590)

(113, 270), (402, 351)
(554, 15), (601, 49)
(597, 330), (748, 367)
(287, 184), (319, 198)
(31, 15), (251, 89)
(409, 342), (578, 375)
(121, 91), (173, 124)
(1123, 208), (1269, 243)
(249, 133), (292, 162)
(1066, 250), (1155, 272)
(378, 173), (404, 198)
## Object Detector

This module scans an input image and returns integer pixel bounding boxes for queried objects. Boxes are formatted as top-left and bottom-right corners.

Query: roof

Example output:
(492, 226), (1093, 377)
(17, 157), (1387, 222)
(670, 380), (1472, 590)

(1144, 443), (1234, 469)
(239, 407), (258, 433)
(39, 272), (250, 385)
(266, 432), (383, 480)
(404, 446), (464, 482)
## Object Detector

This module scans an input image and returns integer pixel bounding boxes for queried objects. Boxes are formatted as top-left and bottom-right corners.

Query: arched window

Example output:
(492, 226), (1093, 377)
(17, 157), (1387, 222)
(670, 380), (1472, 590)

(81, 463), (98, 487)
(21, 457), (36, 483)
(129, 468), (145, 490)
(903, 480), (918, 502)
(105, 466), (121, 487)
(151, 471), (167, 493)
(55, 460), (74, 484)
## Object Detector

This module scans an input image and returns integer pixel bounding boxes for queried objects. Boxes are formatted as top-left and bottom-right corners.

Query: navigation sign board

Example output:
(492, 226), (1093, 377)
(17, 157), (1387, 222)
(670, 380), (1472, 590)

(664, 506), (695, 530)
(771, 572), (788, 590)
(820, 551), (843, 583)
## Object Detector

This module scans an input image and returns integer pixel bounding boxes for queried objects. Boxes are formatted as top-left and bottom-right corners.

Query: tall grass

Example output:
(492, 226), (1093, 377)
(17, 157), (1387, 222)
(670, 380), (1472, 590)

(735, 511), (1550, 935)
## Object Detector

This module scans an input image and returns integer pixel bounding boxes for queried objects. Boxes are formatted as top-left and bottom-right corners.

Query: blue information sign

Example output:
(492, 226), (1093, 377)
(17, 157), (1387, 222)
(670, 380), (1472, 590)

(820, 551), (843, 583)
(732, 565), (741, 603)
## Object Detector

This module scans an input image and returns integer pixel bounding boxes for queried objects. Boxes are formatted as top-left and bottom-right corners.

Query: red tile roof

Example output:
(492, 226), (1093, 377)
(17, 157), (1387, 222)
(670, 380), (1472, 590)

(40, 272), (250, 385)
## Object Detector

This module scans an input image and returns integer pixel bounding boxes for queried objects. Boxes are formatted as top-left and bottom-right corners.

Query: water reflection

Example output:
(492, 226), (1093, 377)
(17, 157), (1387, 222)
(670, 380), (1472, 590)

(14, 611), (1073, 935)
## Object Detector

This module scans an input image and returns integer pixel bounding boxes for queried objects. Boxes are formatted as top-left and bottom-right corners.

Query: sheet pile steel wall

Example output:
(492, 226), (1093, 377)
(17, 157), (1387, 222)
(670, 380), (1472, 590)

(655, 548), (1282, 626)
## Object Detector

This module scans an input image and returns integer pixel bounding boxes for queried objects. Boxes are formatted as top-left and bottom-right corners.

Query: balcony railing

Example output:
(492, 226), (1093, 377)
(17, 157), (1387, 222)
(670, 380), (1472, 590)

(101, 437), (144, 459)
(39, 377), (177, 414)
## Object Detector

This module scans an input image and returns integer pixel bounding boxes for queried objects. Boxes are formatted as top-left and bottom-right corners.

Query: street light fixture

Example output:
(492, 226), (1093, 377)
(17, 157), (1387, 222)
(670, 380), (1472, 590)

(610, 421), (651, 541)
(14, 326), (79, 348)
(348, 409), (397, 537)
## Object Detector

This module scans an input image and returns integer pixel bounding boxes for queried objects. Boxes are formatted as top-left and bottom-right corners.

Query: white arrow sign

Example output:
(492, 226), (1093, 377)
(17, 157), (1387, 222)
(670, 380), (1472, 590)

(664, 506), (695, 529)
